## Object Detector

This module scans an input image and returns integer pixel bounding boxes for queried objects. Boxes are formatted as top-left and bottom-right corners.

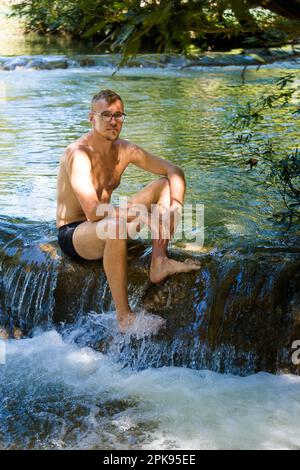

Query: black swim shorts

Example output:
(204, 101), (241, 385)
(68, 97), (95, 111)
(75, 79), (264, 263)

(58, 221), (86, 261)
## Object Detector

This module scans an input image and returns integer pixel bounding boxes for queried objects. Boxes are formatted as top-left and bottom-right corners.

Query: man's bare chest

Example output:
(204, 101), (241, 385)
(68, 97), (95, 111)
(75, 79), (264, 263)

(91, 158), (125, 200)
(93, 167), (120, 190)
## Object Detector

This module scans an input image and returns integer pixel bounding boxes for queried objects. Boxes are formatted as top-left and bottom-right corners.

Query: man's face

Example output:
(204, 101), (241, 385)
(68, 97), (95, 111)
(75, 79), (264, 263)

(89, 98), (124, 142)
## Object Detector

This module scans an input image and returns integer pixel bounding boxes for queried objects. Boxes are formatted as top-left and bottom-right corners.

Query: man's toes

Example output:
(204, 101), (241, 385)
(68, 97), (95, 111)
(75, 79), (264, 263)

(184, 258), (201, 266)
(182, 259), (201, 272)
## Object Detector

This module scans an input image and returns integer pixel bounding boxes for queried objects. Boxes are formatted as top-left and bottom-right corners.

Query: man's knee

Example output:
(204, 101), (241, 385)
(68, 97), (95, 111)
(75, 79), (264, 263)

(93, 203), (123, 238)
(158, 176), (169, 188)
(153, 177), (170, 199)
(97, 219), (128, 241)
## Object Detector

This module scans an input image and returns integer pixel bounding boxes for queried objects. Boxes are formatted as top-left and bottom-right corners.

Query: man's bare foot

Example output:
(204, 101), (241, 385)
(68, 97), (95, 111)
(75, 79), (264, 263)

(149, 256), (201, 283)
(117, 311), (136, 333)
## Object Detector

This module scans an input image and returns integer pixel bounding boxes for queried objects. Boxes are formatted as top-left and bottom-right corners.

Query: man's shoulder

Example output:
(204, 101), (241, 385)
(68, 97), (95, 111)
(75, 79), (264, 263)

(117, 138), (139, 156)
(61, 142), (92, 176)
(64, 140), (91, 161)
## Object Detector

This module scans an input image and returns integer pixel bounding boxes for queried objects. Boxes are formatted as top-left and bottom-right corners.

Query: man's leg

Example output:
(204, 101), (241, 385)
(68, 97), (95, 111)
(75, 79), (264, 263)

(128, 178), (201, 283)
(103, 237), (135, 331)
(71, 178), (200, 331)
(72, 220), (135, 331)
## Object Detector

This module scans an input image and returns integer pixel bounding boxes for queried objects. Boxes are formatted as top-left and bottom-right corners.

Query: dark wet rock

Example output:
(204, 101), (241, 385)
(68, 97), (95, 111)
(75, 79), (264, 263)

(125, 54), (192, 68)
(0, 215), (300, 376)
(180, 50), (300, 68)
(1, 57), (29, 70)
(1, 46), (299, 72)
(25, 57), (69, 69)
(244, 47), (300, 60)
(0, 56), (74, 70)
(246, 158), (259, 168)
(78, 57), (96, 67)
(25, 58), (47, 69)
(190, 53), (260, 66)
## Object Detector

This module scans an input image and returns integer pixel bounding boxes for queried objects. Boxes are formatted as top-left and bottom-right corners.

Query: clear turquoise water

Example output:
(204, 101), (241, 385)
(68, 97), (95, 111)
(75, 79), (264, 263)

(1, 18), (300, 449)
(0, 61), (299, 250)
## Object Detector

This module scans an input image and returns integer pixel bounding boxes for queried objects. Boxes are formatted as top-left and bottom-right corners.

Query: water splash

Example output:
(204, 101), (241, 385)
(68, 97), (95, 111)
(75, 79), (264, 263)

(1, 328), (300, 449)
(122, 310), (167, 340)
(0, 263), (57, 334)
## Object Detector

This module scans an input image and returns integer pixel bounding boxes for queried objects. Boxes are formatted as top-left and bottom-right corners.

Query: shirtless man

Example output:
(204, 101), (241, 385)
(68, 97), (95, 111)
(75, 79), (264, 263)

(56, 89), (200, 331)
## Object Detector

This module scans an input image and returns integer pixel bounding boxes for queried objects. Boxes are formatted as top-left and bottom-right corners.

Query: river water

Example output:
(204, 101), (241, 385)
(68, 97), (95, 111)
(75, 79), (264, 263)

(1, 324), (300, 450)
(1, 6), (300, 450)
(1, 56), (300, 249)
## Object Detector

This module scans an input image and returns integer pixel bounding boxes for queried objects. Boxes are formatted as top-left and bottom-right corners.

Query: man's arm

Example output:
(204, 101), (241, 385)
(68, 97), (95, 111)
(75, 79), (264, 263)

(66, 149), (106, 222)
(66, 148), (140, 225)
(129, 143), (186, 206)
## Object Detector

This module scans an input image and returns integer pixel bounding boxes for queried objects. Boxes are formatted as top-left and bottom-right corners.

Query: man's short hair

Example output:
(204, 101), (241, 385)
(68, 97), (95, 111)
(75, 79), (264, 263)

(91, 89), (123, 110)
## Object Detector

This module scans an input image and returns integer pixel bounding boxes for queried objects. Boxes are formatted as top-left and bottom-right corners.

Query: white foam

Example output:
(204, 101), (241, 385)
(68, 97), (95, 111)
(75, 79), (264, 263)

(1, 330), (300, 449)
(122, 310), (166, 339)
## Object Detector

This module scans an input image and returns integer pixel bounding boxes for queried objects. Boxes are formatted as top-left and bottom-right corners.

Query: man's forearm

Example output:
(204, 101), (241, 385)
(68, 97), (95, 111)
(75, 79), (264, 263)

(86, 201), (115, 222)
(88, 203), (142, 224)
(167, 166), (186, 206)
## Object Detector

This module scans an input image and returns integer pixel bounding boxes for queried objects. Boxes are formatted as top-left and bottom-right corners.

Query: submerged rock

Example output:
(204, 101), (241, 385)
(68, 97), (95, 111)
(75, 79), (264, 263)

(25, 58), (69, 69)
(0, 56), (76, 70)
(2, 57), (28, 70)
(78, 57), (96, 67)
(0, 215), (300, 376)
(0, 46), (299, 71)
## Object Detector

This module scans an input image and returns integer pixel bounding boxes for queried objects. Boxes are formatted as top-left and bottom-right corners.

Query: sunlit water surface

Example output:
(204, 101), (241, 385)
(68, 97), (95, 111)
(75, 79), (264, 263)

(0, 58), (300, 249)
(1, 11), (300, 449)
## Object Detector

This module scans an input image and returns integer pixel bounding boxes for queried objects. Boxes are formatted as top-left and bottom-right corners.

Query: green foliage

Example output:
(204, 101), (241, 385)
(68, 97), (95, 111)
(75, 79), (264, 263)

(231, 74), (300, 222)
(9, 0), (300, 57)
(9, 1), (83, 35)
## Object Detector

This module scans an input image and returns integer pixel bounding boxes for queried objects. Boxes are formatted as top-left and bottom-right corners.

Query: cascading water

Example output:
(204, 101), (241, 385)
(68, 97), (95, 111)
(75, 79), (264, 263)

(1, 217), (300, 375)
(1, 41), (300, 448)
(2, 325), (300, 450)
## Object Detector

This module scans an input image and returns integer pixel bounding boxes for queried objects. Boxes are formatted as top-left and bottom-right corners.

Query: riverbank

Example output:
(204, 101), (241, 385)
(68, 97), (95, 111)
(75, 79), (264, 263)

(1, 46), (300, 71)
(1, 2), (299, 69)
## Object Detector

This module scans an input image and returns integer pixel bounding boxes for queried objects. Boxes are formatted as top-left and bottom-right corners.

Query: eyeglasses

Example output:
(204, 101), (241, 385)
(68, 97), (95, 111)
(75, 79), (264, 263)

(92, 111), (126, 122)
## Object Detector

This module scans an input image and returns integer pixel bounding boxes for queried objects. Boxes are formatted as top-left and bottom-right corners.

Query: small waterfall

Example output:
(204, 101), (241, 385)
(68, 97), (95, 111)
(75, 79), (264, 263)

(0, 264), (57, 333)
(1, 216), (300, 375)
(1, 51), (299, 71)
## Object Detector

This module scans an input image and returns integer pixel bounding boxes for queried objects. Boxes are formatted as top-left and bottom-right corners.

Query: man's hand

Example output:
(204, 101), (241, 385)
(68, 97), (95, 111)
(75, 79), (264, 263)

(100, 202), (183, 240)
(116, 204), (151, 226)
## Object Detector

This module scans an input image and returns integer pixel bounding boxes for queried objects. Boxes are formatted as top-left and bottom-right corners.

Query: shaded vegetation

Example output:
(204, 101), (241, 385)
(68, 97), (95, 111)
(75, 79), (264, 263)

(231, 73), (300, 222)
(9, 0), (300, 59)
